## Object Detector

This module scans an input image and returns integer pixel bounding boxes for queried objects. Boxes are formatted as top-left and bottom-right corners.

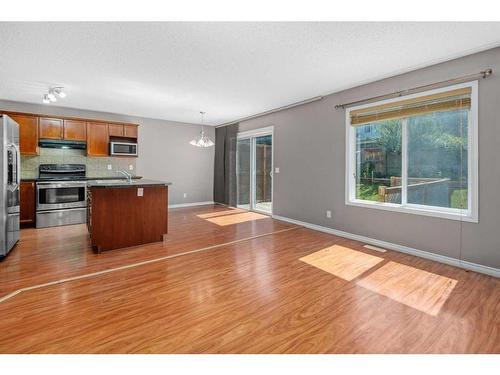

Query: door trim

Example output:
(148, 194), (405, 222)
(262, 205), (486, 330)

(237, 126), (274, 139)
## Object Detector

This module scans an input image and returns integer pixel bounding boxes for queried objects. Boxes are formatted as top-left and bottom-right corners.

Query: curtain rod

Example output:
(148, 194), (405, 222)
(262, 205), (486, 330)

(215, 96), (323, 128)
(334, 68), (492, 110)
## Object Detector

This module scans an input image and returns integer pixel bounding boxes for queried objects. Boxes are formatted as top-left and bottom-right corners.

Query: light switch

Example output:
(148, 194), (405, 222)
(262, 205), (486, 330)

(107, 164), (112, 170)
(275, 167), (280, 173)
(137, 188), (143, 197)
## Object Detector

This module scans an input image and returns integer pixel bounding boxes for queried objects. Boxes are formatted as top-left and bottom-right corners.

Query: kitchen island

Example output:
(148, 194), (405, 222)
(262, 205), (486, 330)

(87, 179), (172, 253)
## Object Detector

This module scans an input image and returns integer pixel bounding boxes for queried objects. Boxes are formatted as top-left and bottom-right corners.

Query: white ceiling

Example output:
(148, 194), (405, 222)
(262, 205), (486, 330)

(1, 22), (499, 125)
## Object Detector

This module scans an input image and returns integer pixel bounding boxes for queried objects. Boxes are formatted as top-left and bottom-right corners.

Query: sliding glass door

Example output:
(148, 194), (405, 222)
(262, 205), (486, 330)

(236, 138), (251, 210)
(254, 135), (273, 213)
(236, 128), (273, 214)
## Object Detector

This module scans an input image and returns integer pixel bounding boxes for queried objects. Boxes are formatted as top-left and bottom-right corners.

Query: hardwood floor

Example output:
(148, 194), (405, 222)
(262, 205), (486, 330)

(0, 205), (293, 297)
(0, 204), (498, 353)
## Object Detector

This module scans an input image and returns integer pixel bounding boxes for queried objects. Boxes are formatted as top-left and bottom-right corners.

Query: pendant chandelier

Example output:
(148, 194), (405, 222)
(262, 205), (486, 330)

(190, 111), (214, 147)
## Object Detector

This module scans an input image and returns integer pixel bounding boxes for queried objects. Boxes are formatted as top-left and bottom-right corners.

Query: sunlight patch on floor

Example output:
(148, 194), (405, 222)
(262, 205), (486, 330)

(204, 211), (268, 226)
(299, 245), (384, 281)
(357, 261), (457, 316)
(197, 209), (246, 219)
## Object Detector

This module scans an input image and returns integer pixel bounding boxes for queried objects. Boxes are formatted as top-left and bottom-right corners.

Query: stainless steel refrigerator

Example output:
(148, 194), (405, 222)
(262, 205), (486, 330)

(0, 115), (20, 259)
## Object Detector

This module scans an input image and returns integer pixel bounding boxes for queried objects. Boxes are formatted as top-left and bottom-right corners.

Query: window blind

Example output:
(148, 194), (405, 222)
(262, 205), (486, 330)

(349, 87), (471, 126)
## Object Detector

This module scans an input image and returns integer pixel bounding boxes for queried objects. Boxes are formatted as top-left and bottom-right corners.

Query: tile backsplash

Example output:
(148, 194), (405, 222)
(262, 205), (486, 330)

(21, 148), (137, 179)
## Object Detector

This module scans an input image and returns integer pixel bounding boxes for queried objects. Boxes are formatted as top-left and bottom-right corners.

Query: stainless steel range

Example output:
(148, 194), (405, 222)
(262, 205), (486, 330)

(36, 164), (87, 228)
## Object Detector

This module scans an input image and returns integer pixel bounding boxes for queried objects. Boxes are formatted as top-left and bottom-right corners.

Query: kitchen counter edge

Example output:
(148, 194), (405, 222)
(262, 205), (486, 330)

(87, 179), (172, 188)
(21, 176), (144, 182)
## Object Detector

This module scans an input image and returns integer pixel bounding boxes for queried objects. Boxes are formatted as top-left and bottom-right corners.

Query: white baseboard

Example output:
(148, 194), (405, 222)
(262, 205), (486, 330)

(169, 201), (215, 209)
(272, 214), (500, 278)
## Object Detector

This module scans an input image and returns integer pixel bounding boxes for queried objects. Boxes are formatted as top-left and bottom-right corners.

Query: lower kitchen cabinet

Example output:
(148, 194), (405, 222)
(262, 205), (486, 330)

(20, 181), (36, 227)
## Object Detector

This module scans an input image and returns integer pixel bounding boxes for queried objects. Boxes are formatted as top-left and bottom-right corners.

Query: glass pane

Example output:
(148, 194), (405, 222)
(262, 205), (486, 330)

(255, 135), (272, 213)
(40, 187), (82, 204)
(236, 138), (251, 209)
(407, 110), (468, 209)
(355, 120), (402, 203)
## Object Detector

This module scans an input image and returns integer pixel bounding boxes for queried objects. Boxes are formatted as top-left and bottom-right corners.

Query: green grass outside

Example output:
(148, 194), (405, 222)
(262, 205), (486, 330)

(450, 188), (468, 209)
(356, 184), (380, 202)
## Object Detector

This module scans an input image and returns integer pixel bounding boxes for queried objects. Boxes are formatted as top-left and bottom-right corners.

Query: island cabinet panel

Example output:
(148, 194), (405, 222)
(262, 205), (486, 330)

(89, 186), (168, 252)
(20, 181), (36, 227)
(8, 114), (38, 155)
(63, 119), (86, 141)
(86, 122), (109, 156)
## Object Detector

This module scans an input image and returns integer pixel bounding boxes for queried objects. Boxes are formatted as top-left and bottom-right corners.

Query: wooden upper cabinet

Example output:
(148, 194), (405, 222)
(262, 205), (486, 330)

(108, 123), (138, 138)
(39, 117), (63, 139)
(124, 124), (138, 138)
(8, 114), (38, 155)
(64, 119), (86, 141)
(86, 122), (109, 156)
(108, 123), (124, 137)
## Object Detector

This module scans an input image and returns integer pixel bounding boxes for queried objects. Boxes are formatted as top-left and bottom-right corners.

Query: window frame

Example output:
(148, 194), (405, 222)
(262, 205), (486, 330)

(345, 80), (479, 223)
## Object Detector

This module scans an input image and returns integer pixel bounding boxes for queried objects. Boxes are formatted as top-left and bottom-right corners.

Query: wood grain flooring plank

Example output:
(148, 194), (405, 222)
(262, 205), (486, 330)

(0, 205), (498, 353)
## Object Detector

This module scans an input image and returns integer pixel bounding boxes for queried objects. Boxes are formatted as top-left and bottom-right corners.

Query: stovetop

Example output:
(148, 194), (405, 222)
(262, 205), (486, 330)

(37, 176), (88, 181)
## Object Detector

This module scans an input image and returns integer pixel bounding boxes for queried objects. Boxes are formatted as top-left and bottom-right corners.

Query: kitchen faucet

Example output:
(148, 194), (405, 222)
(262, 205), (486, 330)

(117, 170), (132, 183)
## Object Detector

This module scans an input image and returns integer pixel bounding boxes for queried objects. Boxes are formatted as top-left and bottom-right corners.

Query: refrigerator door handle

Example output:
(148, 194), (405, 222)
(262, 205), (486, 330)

(7, 143), (20, 191)
(13, 142), (20, 186)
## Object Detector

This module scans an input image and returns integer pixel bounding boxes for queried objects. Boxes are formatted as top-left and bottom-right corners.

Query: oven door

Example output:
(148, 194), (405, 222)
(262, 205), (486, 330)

(36, 182), (87, 211)
(110, 142), (138, 156)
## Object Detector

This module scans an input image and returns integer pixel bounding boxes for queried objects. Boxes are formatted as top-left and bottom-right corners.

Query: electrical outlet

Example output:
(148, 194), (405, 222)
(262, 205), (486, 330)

(326, 210), (332, 219)
(137, 188), (143, 197)
(129, 164), (134, 171)
(275, 167), (280, 173)
(107, 164), (112, 170)
(183, 193), (187, 198)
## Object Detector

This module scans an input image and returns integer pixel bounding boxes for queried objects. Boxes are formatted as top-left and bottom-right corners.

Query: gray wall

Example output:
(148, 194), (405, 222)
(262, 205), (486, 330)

(238, 47), (500, 269)
(0, 100), (214, 205)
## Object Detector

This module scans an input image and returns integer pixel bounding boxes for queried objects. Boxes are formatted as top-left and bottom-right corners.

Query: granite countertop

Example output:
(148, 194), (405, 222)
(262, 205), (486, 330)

(87, 179), (172, 188)
(21, 176), (143, 182)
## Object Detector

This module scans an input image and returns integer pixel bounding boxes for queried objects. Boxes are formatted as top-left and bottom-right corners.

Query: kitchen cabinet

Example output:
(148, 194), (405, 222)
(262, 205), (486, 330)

(20, 181), (36, 227)
(39, 117), (63, 139)
(108, 123), (124, 137)
(40, 117), (87, 142)
(86, 122), (109, 156)
(63, 119), (86, 141)
(108, 123), (138, 138)
(7, 114), (39, 155)
(2, 111), (139, 156)
(124, 124), (138, 138)
(88, 183), (168, 252)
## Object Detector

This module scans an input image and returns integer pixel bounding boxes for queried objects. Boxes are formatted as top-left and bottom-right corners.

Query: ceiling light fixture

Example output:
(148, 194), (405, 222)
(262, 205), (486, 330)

(52, 87), (67, 98)
(47, 92), (57, 102)
(42, 86), (67, 104)
(190, 111), (214, 148)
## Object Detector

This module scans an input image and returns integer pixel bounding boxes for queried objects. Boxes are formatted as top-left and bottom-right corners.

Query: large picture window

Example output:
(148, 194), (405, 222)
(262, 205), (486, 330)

(346, 81), (478, 222)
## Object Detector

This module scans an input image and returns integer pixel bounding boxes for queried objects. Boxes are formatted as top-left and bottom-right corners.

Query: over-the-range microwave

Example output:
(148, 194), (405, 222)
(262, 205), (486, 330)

(110, 141), (138, 156)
